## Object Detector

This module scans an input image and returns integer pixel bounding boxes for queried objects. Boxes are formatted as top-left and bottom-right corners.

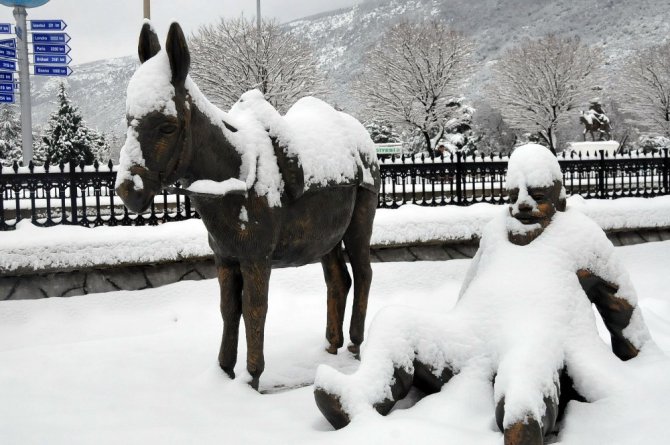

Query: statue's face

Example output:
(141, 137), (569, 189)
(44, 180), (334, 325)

(507, 180), (564, 245)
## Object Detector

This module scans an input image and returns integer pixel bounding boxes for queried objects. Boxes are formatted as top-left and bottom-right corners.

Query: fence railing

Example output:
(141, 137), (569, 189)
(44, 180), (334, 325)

(1, 149), (668, 230)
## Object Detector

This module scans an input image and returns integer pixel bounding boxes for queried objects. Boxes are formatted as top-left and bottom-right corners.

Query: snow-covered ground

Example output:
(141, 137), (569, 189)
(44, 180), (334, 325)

(1, 241), (668, 444)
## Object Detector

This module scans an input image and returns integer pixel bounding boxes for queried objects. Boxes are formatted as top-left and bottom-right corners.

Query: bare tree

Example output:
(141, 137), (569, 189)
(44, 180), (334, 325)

(489, 35), (603, 154)
(355, 19), (473, 155)
(189, 17), (325, 112)
(618, 42), (670, 137)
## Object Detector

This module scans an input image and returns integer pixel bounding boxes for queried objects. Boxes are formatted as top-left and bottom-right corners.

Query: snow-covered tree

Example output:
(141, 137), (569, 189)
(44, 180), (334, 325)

(618, 42), (670, 137)
(0, 105), (22, 166)
(89, 130), (111, 164)
(189, 16), (325, 113)
(472, 101), (517, 155)
(489, 35), (603, 154)
(437, 99), (479, 155)
(355, 19), (473, 155)
(364, 119), (401, 143)
(40, 82), (98, 165)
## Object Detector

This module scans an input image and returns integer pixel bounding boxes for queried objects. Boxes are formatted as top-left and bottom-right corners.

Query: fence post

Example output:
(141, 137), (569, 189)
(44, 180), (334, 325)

(663, 148), (669, 194)
(69, 160), (78, 224)
(455, 151), (463, 205)
(597, 150), (606, 198)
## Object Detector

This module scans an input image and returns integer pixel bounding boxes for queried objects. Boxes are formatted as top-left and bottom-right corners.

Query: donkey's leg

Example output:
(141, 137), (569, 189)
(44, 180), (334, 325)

(343, 189), (377, 355)
(240, 260), (271, 390)
(321, 244), (352, 354)
(218, 263), (243, 379)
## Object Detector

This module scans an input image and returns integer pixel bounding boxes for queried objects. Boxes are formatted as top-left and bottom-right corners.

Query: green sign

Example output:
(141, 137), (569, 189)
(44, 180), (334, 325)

(375, 143), (402, 155)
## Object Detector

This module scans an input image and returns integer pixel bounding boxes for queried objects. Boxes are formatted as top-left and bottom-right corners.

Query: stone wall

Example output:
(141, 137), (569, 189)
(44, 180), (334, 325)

(2, 228), (669, 301)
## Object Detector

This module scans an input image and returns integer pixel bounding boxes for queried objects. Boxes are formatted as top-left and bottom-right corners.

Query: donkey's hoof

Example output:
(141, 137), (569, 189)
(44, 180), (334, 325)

(325, 345), (338, 355)
(220, 364), (235, 380)
(248, 376), (260, 391)
(314, 387), (351, 430)
(347, 343), (360, 358)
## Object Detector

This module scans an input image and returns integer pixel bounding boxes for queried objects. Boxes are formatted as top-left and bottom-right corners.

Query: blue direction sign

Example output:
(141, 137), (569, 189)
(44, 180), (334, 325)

(0, 82), (17, 92)
(0, 59), (16, 71)
(0, 46), (16, 58)
(0, 24), (11, 34)
(0, 72), (13, 81)
(33, 43), (70, 54)
(34, 54), (70, 65)
(34, 65), (71, 76)
(0, 38), (16, 48)
(0, 92), (14, 103)
(32, 32), (70, 44)
(30, 20), (66, 31)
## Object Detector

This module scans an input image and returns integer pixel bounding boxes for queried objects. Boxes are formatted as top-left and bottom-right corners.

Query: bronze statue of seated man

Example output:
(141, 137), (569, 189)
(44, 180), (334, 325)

(313, 144), (652, 445)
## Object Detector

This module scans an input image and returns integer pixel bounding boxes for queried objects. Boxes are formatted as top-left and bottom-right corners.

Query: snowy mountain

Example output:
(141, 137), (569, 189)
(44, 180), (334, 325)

(28, 0), (670, 157)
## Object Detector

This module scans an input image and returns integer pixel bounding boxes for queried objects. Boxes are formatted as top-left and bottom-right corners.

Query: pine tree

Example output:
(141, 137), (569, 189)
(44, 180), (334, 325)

(0, 105), (23, 166)
(40, 82), (96, 165)
(364, 119), (401, 143)
(90, 129), (111, 163)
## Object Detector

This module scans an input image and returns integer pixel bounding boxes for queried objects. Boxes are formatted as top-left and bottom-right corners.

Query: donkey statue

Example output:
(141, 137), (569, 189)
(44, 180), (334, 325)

(115, 22), (380, 390)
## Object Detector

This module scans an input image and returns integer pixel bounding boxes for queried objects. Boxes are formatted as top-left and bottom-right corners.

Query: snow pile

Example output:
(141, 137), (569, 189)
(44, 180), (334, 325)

(0, 246), (668, 444)
(316, 208), (654, 429)
(0, 219), (212, 274)
(505, 144), (563, 190)
(186, 178), (247, 196)
(568, 141), (620, 156)
(114, 124), (145, 190)
(125, 51), (177, 119)
(186, 82), (284, 207)
(230, 89), (379, 190)
(2, 196), (670, 273)
(370, 203), (496, 246)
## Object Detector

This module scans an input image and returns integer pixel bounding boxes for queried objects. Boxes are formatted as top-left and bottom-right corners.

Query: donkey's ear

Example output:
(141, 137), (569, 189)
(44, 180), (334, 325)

(138, 21), (161, 63)
(166, 22), (190, 85)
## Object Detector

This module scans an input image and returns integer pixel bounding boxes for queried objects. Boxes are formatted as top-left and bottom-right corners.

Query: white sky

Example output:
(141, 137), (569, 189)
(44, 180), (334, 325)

(0, 0), (363, 65)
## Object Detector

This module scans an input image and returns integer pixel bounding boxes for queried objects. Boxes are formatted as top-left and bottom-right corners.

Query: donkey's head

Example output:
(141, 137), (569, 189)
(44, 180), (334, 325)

(115, 21), (193, 213)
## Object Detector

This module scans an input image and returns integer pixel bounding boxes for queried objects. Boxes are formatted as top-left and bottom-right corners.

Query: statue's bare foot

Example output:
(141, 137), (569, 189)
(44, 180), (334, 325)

(504, 418), (543, 445)
(314, 387), (350, 429)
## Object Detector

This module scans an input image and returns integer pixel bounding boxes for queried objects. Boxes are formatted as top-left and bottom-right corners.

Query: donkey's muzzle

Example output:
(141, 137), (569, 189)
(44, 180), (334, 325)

(115, 179), (156, 214)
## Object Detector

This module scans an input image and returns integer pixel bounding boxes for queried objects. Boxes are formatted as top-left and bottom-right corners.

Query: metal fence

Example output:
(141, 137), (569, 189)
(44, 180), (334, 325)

(1, 149), (668, 230)
(377, 149), (670, 208)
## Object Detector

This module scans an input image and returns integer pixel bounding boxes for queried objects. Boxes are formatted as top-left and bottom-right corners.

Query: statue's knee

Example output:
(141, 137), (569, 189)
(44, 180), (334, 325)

(413, 360), (453, 394)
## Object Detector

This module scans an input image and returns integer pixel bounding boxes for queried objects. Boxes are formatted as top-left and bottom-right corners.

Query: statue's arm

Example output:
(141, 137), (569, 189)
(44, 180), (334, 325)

(576, 269), (640, 360)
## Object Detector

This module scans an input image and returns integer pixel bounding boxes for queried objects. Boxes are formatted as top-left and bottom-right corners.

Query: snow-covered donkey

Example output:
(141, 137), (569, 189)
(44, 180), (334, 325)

(115, 22), (380, 390)
(314, 144), (654, 445)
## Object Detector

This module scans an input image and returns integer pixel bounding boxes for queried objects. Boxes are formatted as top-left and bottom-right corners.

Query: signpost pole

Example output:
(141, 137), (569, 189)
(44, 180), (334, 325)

(13, 5), (32, 164)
